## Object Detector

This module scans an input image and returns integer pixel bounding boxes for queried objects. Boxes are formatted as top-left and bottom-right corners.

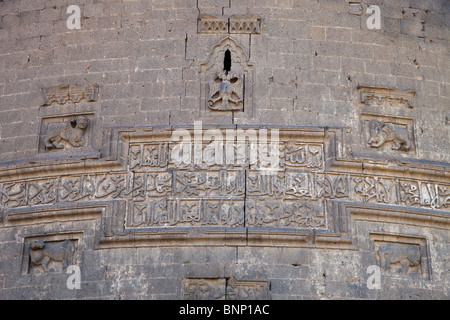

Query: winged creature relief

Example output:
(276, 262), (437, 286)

(208, 70), (244, 111)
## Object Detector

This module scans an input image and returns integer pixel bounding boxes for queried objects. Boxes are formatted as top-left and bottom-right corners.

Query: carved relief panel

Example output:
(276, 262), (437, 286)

(356, 86), (417, 155)
(370, 234), (430, 279)
(208, 70), (244, 111)
(42, 84), (99, 106)
(38, 83), (100, 155)
(198, 15), (261, 34)
(39, 113), (94, 153)
(198, 15), (228, 34)
(229, 16), (261, 34)
(182, 278), (227, 300)
(362, 115), (415, 153)
(21, 236), (79, 275)
(200, 37), (255, 114)
(181, 276), (270, 300)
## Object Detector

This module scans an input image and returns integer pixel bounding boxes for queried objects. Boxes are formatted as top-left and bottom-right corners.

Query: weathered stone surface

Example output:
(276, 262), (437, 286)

(0, 0), (448, 301)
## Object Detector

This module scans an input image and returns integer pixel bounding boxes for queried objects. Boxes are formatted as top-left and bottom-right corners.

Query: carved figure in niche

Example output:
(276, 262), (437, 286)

(377, 243), (421, 274)
(208, 70), (244, 111)
(367, 119), (411, 151)
(44, 116), (88, 150)
(29, 239), (75, 272)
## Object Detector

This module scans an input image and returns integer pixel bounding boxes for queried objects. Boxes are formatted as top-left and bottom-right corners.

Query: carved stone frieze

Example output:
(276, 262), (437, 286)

(198, 14), (228, 34)
(42, 84), (99, 106)
(229, 15), (261, 34)
(197, 14), (261, 34)
(245, 199), (326, 229)
(182, 278), (226, 300)
(1, 126), (449, 247)
(358, 86), (415, 109)
(127, 199), (245, 228)
(1, 171), (448, 224)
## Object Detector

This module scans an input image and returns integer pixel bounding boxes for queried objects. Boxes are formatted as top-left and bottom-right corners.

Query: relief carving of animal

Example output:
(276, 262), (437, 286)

(44, 116), (88, 150)
(29, 239), (75, 272)
(378, 243), (421, 274)
(368, 120), (411, 151)
(208, 70), (244, 111)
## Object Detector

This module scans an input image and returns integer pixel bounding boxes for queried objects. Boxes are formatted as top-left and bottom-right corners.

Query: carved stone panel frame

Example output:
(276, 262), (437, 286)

(200, 37), (255, 116)
(36, 90), (102, 158)
(20, 232), (82, 275)
(361, 113), (416, 154)
(370, 233), (430, 279)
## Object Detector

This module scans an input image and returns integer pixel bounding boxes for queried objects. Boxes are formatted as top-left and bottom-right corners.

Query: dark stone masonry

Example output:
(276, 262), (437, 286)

(0, 0), (448, 300)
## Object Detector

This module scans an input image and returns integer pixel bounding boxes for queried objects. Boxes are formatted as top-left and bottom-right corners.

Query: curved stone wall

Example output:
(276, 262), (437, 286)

(0, 0), (448, 299)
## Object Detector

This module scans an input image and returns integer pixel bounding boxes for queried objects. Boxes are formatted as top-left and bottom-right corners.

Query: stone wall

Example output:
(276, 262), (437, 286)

(0, 0), (448, 300)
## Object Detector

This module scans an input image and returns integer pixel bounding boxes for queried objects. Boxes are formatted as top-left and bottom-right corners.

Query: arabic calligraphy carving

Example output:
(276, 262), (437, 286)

(1, 172), (448, 221)
(1, 127), (449, 237)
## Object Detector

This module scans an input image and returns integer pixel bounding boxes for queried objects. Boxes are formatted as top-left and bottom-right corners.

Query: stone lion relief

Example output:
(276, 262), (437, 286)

(44, 116), (89, 150)
(29, 239), (75, 273)
(367, 119), (412, 151)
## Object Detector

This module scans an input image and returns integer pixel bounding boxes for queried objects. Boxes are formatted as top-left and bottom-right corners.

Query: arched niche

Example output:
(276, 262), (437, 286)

(200, 37), (255, 115)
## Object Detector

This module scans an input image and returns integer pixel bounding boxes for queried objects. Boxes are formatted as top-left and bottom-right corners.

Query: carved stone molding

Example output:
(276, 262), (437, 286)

(229, 15), (261, 34)
(198, 14), (228, 34)
(358, 86), (415, 109)
(198, 14), (261, 34)
(42, 84), (99, 106)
